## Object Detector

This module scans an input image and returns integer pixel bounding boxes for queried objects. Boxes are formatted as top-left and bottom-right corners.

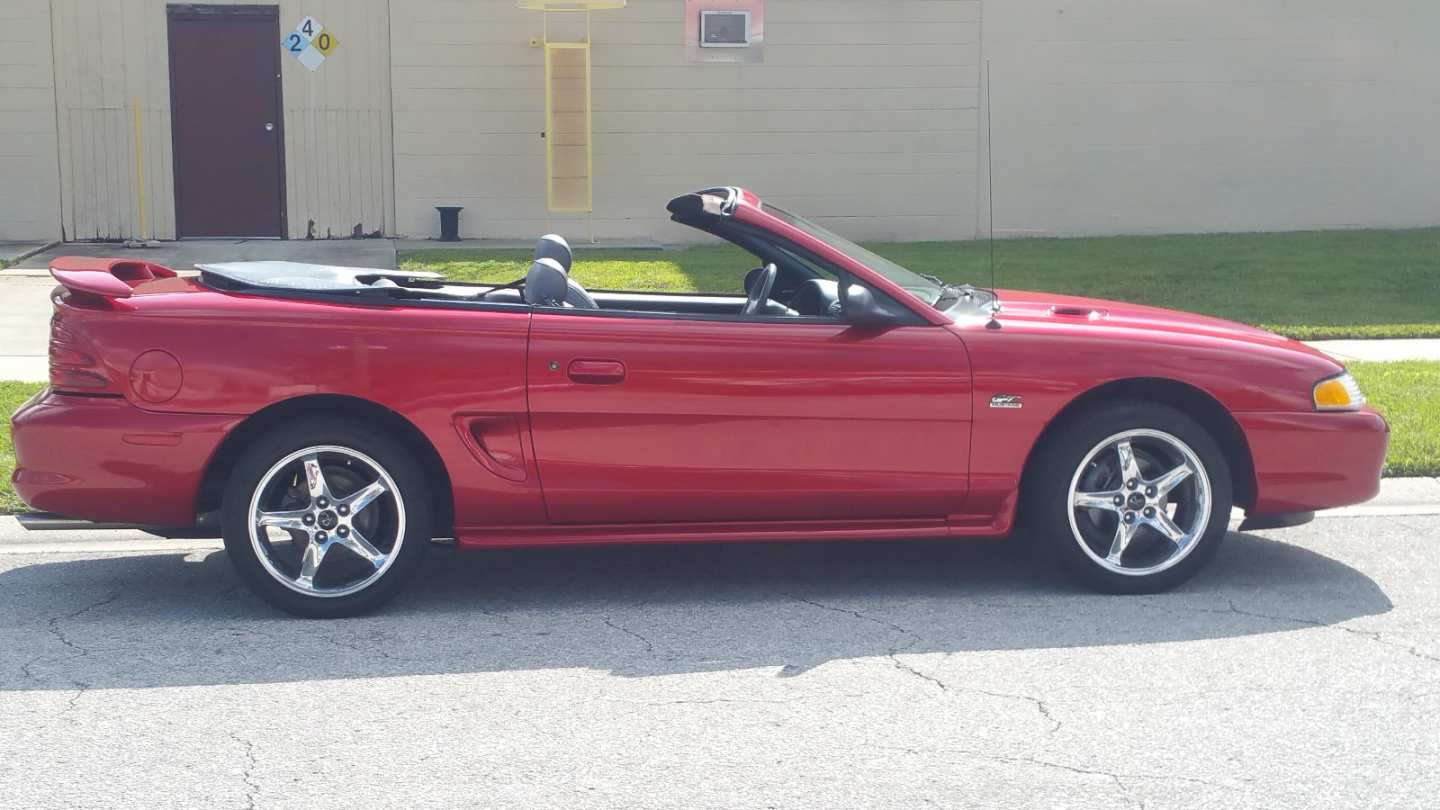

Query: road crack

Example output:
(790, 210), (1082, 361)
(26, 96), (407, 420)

(19, 589), (122, 689)
(319, 630), (412, 662)
(873, 743), (1238, 805)
(601, 616), (655, 654)
(230, 732), (260, 810)
(788, 595), (1062, 733)
(964, 687), (1064, 734)
(1194, 599), (1439, 666)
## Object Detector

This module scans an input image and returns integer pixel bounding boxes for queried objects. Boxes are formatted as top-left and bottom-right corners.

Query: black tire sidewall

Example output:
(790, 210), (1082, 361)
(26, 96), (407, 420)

(1027, 402), (1234, 594)
(221, 419), (432, 618)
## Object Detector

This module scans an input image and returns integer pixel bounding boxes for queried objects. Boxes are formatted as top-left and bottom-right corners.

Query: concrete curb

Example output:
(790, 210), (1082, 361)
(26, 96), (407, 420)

(395, 238), (672, 252)
(0, 357), (48, 382)
(0, 239), (60, 270)
(1306, 339), (1440, 363)
(3, 238), (399, 272)
(1314, 477), (1440, 517)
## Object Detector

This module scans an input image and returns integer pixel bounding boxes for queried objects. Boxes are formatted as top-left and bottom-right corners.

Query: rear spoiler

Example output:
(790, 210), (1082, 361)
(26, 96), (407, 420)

(50, 257), (178, 299)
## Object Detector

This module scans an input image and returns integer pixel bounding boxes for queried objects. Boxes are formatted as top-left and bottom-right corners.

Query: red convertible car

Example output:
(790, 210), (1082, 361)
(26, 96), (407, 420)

(12, 187), (1386, 617)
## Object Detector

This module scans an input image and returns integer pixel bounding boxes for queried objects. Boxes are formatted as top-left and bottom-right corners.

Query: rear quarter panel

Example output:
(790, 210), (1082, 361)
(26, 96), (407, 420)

(63, 285), (540, 528)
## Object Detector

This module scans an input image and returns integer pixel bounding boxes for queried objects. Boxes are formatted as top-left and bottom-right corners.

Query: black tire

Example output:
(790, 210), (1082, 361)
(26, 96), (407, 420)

(221, 419), (432, 618)
(1023, 401), (1233, 594)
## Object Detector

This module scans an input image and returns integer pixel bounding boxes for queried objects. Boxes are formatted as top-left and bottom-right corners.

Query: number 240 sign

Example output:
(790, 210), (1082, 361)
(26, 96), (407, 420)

(283, 16), (338, 71)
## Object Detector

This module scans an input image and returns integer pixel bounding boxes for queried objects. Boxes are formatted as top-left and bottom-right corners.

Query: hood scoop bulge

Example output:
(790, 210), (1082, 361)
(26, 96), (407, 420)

(1048, 305), (1108, 321)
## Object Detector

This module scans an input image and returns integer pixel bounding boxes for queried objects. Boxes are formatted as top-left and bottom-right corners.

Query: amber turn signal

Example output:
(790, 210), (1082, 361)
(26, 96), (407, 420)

(1313, 372), (1365, 411)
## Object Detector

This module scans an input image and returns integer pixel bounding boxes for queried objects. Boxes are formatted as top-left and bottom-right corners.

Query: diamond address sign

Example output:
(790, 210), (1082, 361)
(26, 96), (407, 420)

(283, 16), (338, 71)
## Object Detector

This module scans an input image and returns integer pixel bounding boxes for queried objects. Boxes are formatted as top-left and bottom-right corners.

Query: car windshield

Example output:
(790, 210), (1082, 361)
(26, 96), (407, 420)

(762, 204), (946, 306)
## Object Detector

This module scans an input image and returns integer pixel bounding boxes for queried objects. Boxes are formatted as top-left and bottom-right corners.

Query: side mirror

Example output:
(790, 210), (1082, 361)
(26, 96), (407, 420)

(841, 283), (901, 326)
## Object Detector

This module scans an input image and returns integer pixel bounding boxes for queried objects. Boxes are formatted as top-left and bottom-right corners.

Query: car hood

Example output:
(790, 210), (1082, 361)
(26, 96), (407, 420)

(981, 287), (1305, 345)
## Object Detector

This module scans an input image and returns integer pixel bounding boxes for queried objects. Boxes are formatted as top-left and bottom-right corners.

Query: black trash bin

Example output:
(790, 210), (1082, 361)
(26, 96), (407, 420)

(435, 206), (464, 241)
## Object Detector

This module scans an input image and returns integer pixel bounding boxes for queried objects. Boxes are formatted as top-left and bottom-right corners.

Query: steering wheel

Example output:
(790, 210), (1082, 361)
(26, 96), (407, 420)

(741, 263), (778, 316)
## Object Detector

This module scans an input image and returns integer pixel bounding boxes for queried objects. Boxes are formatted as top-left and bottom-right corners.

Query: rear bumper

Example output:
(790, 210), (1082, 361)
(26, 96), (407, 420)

(10, 391), (237, 526)
(1236, 408), (1388, 515)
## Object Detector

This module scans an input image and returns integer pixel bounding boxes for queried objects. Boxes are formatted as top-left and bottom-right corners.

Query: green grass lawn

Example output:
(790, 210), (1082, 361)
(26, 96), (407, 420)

(401, 226), (1440, 340)
(1, 362), (1435, 514)
(1349, 361), (1440, 478)
(1, 381), (45, 514)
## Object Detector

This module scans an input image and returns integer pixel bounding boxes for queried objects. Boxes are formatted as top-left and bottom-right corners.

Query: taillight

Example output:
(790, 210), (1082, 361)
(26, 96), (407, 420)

(50, 368), (112, 390)
(49, 313), (115, 393)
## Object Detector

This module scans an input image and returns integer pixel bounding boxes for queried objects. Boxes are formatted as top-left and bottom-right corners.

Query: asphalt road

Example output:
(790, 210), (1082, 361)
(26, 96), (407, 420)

(1, 515), (1436, 809)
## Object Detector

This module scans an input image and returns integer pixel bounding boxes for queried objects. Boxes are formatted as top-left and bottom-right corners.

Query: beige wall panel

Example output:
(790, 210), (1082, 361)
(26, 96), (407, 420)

(276, 0), (394, 239)
(0, 0), (62, 240)
(392, 0), (981, 242)
(47, 0), (391, 241)
(51, 0), (231, 241)
(982, 0), (1440, 237)
(38, 0), (1428, 245)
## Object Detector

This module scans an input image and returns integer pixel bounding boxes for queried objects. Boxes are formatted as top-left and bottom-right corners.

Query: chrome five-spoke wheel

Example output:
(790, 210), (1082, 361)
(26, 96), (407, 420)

(224, 421), (432, 617)
(1068, 429), (1213, 576)
(1028, 402), (1233, 593)
(247, 445), (407, 599)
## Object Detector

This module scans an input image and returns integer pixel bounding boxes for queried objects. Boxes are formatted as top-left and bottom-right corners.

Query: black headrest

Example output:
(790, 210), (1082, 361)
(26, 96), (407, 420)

(534, 234), (573, 274)
(523, 258), (569, 306)
(565, 278), (598, 309)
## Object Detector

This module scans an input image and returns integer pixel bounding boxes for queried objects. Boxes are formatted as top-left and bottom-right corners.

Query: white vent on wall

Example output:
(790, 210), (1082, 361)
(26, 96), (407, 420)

(699, 10), (750, 47)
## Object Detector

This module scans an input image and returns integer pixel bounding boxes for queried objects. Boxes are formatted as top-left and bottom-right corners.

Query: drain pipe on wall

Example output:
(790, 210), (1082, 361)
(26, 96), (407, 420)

(125, 97), (159, 249)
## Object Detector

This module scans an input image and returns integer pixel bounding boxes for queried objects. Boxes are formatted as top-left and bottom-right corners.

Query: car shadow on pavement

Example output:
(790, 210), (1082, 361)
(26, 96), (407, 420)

(2, 530), (1391, 691)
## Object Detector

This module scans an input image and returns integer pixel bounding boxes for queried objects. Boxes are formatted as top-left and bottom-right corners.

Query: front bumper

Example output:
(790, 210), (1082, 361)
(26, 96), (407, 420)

(1236, 408), (1389, 515)
(10, 390), (238, 526)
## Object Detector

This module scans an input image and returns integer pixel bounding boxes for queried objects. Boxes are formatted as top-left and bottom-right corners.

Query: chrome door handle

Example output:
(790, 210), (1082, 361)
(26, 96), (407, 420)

(264, 122), (275, 132)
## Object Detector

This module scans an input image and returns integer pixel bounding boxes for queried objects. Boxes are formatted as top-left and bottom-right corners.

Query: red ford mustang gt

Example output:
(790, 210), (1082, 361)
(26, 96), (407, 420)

(11, 187), (1387, 617)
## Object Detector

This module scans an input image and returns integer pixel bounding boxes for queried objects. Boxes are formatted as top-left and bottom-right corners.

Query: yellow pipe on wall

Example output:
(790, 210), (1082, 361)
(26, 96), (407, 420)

(132, 97), (147, 240)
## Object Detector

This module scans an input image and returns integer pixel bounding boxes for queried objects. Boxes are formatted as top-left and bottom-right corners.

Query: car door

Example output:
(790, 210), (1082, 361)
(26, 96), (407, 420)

(525, 308), (973, 525)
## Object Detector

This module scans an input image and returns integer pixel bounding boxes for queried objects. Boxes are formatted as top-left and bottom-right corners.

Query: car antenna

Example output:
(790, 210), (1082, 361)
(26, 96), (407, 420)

(984, 58), (1002, 330)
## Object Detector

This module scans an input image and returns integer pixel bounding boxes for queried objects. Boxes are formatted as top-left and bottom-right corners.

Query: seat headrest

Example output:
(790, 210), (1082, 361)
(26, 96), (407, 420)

(523, 257), (569, 306)
(534, 234), (573, 273)
(564, 278), (598, 309)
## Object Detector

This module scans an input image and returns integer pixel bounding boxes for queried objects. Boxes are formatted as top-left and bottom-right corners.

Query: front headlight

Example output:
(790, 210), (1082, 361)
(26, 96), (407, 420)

(1313, 371), (1366, 411)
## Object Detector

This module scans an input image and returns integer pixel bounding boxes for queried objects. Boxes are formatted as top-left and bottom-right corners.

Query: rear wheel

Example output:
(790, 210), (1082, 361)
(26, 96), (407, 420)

(221, 420), (431, 617)
(1026, 402), (1233, 593)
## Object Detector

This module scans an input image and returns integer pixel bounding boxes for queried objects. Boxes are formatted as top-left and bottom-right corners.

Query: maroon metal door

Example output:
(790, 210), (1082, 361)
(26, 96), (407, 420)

(168, 8), (285, 238)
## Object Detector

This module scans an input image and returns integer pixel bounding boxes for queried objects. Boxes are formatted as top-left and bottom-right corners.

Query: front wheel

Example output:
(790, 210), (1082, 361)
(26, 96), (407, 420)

(221, 420), (432, 618)
(1026, 402), (1233, 593)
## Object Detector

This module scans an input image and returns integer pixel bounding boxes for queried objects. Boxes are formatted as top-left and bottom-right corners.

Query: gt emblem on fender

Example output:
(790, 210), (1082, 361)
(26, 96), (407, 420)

(990, 393), (1024, 409)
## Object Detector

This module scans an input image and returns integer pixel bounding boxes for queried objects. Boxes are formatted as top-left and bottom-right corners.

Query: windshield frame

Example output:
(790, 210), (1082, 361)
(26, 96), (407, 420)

(759, 204), (946, 307)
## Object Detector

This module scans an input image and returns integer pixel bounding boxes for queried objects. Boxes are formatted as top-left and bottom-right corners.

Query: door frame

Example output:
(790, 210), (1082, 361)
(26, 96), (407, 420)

(166, 4), (288, 239)
(520, 223), (972, 525)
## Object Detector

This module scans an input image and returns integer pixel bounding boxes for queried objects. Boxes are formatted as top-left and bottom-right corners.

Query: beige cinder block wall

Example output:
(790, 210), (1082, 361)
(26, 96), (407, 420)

(981, 0), (1440, 237)
(0, 0), (62, 241)
(43, 0), (392, 241)
(390, 0), (982, 242)
(277, 0), (394, 240)
(8, 0), (1437, 244)
(396, 0), (1440, 244)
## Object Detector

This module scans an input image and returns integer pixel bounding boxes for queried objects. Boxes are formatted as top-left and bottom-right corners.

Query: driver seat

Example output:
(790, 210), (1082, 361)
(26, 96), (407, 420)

(533, 234), (597, 309)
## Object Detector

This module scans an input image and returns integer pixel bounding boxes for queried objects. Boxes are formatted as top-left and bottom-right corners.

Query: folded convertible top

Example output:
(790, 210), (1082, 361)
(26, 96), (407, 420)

(198, 261), (442, 292)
